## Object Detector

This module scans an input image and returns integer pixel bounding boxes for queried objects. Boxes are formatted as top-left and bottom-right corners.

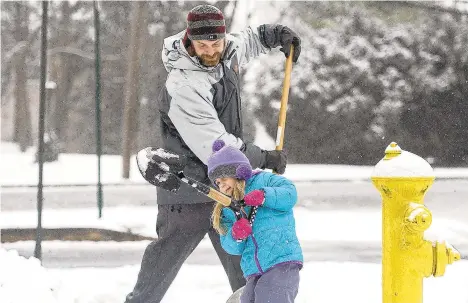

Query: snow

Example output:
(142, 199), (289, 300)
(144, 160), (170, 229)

(1, 246), (468, 303)
(0, 142), (145, 187)
(2, 140), (468, 302)
(372, 144), (435, 178)
(2, 199), (468, 303)
(135, 148), (151, 174)
(0, 249), (63, 303)
(2, 141), (468, 187)
(2, 206), (467, 245)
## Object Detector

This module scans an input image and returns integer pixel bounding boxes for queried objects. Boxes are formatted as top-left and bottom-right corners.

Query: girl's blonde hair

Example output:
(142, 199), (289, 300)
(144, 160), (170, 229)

(212, 179), (246, 235)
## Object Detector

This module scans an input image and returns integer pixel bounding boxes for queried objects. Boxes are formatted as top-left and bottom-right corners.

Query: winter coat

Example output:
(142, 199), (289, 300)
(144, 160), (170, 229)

(157, 28), (270, 205)
(220, 171), (304, 277)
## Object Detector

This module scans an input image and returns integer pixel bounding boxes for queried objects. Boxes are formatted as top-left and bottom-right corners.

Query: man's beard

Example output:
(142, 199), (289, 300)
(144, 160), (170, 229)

(198, 52), (222, 67)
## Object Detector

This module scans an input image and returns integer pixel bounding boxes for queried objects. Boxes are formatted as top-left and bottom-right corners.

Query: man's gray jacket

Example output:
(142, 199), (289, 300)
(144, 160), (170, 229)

(157, 27), (270, 204)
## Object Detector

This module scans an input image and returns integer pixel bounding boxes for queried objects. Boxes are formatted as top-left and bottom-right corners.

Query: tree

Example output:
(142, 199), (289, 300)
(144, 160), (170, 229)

(247, 5), (394, 164)
(400, 13), (468, 165)
(12, 2), (32, 151)
(122, 1), (146, 178)
(1, 1), (244, 155)
(47, 1), (90, 143)
(245, 2), (468, 165)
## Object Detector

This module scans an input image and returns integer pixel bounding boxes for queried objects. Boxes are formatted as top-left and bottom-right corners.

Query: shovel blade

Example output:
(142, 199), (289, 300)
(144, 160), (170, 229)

(226, 286), (244, 303)
(136, 147), (182, 192)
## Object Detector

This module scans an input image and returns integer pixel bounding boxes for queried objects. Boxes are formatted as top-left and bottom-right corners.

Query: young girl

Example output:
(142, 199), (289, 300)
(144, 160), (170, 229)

(207, 139), (303, 303)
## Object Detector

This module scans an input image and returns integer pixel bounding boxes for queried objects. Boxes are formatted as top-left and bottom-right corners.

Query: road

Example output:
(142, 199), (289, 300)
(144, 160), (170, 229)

(2, 180), (467, 268)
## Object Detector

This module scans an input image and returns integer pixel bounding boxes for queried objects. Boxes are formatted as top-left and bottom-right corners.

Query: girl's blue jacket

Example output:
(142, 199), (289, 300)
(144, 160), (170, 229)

(220, 171), (303, 278)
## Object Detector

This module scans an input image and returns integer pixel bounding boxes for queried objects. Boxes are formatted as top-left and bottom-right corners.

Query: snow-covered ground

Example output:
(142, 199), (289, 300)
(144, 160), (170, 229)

(2, 141), (468, 187)
(2, 206), (467, 245)
(2, 140), (468, 302)
(2, 205), (468, 302)
(1, 247), (468, 303)
(2, 206), (468, 302)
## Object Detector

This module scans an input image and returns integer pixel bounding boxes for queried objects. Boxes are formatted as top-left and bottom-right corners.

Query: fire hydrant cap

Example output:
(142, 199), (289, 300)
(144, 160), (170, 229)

(371, 142), (435, 178)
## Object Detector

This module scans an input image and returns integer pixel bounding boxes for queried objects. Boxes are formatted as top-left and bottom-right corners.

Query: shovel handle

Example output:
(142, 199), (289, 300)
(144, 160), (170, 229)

(207, 187), (232, 207)
(273, 45), (294, 174)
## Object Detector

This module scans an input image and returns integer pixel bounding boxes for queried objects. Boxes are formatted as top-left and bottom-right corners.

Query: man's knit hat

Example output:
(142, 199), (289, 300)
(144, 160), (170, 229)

(207, 140), (252, 184)
(186, 5), (226, 41)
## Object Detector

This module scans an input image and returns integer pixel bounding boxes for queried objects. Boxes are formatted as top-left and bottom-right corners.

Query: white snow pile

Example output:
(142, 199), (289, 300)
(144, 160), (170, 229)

(0, 249), (62, 303)
(1, 247), (468, 303)
(0, 248), (137, 303)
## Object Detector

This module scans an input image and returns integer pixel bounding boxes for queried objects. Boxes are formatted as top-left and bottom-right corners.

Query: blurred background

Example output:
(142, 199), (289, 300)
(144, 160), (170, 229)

(2, 0), (467, 168)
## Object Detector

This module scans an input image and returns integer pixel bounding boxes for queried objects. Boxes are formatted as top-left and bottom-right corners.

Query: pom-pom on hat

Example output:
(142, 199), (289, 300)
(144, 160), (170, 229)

(207, 140), (252, 183)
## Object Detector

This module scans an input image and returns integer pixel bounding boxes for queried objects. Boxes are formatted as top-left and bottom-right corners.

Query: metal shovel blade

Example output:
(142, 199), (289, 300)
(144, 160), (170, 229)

(226, 286), (244, 303)
(135, 147), (182, 192)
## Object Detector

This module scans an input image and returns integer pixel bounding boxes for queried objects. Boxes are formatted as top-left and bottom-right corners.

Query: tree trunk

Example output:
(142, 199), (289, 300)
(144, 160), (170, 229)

(13, 2), (32, 152)
(52, 1), (73, 142)
(215, 0), (237, 31)
(122, 1), (144, 178)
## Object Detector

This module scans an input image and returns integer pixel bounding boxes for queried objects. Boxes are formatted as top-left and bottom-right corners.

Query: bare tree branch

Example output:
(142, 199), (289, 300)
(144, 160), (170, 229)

(47, 46), (120, 61)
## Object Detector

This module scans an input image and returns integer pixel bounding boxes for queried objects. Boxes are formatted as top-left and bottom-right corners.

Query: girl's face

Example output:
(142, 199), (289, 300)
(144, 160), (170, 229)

(215, 177), (237, 196)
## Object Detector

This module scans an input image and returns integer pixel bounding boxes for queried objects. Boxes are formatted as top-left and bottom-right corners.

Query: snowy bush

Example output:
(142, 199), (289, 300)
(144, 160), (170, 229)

(245, 2), (468, 165)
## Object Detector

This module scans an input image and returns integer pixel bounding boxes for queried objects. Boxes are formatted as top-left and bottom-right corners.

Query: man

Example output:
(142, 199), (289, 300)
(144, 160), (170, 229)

(125, 4), (301, 302)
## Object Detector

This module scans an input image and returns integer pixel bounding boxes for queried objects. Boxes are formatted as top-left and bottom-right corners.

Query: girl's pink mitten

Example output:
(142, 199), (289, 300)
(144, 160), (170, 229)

(232, 218), (252, 240)
(244, 190), (265, 207)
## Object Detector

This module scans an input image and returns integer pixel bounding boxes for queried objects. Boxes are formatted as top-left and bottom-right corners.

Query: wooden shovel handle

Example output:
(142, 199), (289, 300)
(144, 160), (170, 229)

(272, 45), (294, 174)
(275, 45), (294, 151)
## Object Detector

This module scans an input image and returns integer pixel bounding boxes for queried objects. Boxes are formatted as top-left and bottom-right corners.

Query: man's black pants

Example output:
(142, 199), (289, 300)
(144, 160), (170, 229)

(125, 202), (246, 303)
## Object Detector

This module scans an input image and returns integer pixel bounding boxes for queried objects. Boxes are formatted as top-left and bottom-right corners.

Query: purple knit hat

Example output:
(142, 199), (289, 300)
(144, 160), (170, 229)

(207, 140), (253, 184)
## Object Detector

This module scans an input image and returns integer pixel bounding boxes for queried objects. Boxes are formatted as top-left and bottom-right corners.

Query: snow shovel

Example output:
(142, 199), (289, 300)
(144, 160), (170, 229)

(136, 147), (246, 219)
(225, 45), (295, 303)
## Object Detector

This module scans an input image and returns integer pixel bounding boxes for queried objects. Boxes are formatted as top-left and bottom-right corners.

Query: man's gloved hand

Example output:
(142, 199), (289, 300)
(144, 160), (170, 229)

(243, 190), (265, 207)
(232, 218), (252, 241)
(264, 150), (287, 174)
(258, 24), (302, 63)
(278, 26), (301, 63)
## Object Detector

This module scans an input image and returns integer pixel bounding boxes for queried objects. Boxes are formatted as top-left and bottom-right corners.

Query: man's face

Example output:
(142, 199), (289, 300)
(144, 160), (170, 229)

(192, 39), (225, 67)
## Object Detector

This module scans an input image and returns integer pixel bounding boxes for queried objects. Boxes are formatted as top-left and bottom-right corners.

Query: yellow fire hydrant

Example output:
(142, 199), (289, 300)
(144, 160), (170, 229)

(371, 142), (460, 303)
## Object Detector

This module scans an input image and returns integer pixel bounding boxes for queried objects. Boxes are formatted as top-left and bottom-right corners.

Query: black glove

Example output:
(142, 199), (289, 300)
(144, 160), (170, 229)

(264, 150), (287, 174)
(258, 24), (301, 63)
(278, 26), (301, 63)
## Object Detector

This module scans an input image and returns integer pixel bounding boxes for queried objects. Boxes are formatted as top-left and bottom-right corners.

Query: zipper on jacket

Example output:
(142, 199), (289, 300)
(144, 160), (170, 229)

(251, 235), (264, 274)
(228, 56), (242, 135)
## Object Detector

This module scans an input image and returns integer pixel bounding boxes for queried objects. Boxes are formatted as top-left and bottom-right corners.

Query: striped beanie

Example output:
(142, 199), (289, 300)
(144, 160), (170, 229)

(186, 5), (226, 41)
